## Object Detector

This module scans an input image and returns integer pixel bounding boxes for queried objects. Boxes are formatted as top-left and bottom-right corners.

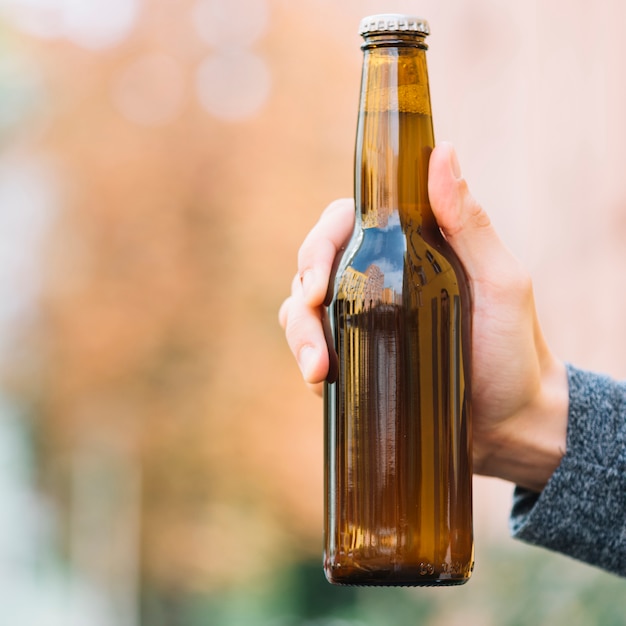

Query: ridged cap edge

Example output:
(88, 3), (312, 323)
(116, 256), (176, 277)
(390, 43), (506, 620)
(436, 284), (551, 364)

(358, 14), (430, 36)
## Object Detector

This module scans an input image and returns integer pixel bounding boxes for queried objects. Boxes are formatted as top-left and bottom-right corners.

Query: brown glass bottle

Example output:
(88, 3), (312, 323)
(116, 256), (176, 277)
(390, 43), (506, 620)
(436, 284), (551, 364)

(324, 15), (474, 586)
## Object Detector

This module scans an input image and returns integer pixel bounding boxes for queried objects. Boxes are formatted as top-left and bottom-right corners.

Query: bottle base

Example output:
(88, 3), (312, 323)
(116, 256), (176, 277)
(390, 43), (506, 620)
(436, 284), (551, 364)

(324, 566), (472, 587)
(326, 578), (470, 588)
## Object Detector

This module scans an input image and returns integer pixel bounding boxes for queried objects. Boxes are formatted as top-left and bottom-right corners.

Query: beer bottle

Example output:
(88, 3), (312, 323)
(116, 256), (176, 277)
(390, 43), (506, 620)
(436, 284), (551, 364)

(324, 14), (474, 586)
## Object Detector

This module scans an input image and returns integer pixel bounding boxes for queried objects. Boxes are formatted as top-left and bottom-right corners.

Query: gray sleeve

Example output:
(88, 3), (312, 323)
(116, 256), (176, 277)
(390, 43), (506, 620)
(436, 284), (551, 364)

(510, 364), (626, 576)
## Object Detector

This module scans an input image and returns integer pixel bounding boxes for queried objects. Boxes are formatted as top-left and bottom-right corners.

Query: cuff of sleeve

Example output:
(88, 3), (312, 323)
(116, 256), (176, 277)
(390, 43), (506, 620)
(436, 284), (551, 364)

(510, 459), (626, 575)
(509, 364), (626, 576)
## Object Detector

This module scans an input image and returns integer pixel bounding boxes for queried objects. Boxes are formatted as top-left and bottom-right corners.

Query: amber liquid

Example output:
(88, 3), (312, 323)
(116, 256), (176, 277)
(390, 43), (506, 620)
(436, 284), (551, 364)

(325, 290), (473, 585)
(324, 48), (474, 586)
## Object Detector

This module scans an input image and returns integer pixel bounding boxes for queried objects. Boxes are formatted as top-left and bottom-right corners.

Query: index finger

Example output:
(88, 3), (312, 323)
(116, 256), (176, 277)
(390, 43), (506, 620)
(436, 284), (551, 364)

(298, 198), (355, 307)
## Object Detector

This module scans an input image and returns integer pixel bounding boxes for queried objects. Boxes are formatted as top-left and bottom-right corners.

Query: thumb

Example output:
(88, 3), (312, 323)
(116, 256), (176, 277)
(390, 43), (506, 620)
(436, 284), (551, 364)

(428, 142), (514, 282)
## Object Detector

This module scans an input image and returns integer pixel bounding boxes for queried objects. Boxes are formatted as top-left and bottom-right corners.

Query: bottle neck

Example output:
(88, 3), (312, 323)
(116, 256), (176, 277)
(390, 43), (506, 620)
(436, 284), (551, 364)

(361, 32), (428, 51)
(355, 37), (436, 232)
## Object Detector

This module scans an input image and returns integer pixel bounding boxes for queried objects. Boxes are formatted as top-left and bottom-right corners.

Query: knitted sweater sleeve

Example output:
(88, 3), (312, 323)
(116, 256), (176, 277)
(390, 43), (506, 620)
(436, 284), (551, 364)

(510, 364), (626, 576)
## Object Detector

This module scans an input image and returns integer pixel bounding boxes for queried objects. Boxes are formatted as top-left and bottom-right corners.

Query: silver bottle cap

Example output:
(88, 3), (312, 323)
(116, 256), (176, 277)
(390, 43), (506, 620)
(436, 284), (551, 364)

(358, 14), (430, 37)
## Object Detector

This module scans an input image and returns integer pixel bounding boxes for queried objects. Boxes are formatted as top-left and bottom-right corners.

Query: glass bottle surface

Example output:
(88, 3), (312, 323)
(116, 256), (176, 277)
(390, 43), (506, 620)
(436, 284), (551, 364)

(324, 15), (474, 586)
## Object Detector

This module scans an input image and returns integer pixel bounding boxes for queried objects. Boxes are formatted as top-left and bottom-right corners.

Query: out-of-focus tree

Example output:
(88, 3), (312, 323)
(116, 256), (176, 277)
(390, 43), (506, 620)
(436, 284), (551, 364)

(0, 0), (359, 602)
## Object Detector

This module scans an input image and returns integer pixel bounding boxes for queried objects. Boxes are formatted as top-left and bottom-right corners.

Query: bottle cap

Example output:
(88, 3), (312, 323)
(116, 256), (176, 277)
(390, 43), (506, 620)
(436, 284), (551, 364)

(358, 14), (430, 37)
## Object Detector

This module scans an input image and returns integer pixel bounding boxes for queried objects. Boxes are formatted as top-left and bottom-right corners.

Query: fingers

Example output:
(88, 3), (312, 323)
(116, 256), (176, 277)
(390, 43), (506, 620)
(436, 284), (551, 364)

(279, 275), (331, 389)
(428, 142), (522, 285)
(280, 199), (353, 390)
(297, 198), (355, 306)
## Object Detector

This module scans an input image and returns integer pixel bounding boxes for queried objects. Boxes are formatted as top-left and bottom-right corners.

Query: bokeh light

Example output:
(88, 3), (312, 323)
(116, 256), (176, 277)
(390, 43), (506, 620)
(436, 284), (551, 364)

(2, 0), (141, 49)
(196, 49), (271, 121)
(0, 155), (57, 353)
(191, 0), (269, 48)
(111, 53), (185, 126)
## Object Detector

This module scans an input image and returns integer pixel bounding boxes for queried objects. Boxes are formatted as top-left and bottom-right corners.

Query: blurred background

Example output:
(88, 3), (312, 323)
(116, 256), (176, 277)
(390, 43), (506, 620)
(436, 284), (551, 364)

(1, 0), (626, 624)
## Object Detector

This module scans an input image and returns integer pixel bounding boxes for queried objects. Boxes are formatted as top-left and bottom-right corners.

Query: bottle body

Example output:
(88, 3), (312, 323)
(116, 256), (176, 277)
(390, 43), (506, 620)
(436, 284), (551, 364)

(324, 20), (474, 586)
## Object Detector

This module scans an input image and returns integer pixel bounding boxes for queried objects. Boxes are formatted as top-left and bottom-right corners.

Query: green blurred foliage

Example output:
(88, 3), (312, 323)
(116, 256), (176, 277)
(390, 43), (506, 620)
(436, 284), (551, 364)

(140, 548), (626, 626)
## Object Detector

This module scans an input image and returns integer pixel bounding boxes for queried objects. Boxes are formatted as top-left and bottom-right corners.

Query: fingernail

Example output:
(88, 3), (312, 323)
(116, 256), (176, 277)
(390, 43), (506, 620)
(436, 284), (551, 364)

(449, 145), (462, 179)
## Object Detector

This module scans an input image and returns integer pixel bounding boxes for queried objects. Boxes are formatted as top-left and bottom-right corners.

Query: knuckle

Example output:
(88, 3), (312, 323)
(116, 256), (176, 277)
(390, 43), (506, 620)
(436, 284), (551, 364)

(467, 197), (491, 230)
(278, 296), (292, 329)
(323, 197), (354, 216)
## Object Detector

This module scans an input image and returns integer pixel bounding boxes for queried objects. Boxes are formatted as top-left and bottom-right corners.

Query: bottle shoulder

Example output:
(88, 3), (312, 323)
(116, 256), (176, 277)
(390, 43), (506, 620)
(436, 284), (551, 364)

(347, 223), (405, 268)
(335, 220), (467, 306)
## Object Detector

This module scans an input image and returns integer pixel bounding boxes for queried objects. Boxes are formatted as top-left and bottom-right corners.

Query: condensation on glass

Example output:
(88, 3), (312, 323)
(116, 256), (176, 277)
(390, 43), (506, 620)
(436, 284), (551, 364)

(324, 14), (474, 586)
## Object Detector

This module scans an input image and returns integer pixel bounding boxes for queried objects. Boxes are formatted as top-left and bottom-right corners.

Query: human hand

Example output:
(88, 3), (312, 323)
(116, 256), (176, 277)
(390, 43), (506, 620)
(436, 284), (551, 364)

(279, 142), (568, 492)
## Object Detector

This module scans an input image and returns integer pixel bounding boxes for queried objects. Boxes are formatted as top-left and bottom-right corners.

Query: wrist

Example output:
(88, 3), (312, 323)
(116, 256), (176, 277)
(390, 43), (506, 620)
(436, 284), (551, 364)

(475, 355), (569, 493)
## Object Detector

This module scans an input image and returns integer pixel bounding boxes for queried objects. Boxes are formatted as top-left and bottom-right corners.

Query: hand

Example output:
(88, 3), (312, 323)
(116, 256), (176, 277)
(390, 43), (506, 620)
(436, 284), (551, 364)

(279, 142), (569, 492)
